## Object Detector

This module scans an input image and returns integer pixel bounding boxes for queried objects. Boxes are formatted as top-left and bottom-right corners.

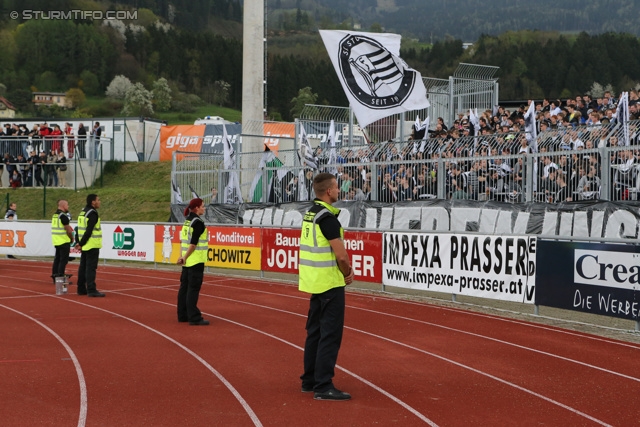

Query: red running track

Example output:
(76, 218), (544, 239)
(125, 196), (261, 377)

(1, 259), (639, 426)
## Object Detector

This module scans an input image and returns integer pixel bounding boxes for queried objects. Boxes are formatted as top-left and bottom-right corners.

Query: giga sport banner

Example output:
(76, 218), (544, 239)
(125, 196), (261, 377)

(159, 122), (295, 161)
(159, 123), (242, 160)
(382, 232), (537, 303)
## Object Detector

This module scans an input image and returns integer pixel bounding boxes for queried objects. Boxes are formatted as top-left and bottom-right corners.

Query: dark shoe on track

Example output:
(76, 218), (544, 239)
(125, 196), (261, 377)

(178, 318), (189, 323)
(314, 388), (351, 401)
(87, 291), (105, 297)
(77, 290), (87, 296)
(301, 384), (315, 393)
(189, 319), (210, 326)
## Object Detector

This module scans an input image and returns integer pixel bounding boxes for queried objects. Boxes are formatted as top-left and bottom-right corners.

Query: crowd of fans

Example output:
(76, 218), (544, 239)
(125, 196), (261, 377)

(281, 90), (640, 204)
(0, 122), (95, 189)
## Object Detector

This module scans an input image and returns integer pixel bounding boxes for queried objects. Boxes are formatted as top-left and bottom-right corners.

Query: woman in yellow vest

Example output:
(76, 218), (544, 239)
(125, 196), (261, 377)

(299, 173), (354, 401)
(176, 198), (209, 325)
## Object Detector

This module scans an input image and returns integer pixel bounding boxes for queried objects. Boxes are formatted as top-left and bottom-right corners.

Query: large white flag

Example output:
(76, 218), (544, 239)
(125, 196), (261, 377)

(419, 116), (430, 153)
(172, 179), (183, 204)
(326, 120), (338, 176)
(524, 100), (538, 152)
(222, 124), (244, 204)
(249, 148), (288, 203)
(299, 123), (318, 170)
(412, 116), (428, 154)
(298, 124), (318, 201)
(319, 30), (430, 128)
(616, 92), (630, 146)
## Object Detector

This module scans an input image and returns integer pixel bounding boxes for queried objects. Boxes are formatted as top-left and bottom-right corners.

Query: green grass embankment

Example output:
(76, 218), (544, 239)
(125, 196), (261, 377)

(0, 161), (173, 222)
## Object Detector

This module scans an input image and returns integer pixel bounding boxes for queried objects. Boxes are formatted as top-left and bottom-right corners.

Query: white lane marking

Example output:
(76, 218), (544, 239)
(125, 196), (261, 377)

(114, 291), (439, 426)
(203, 294), (614, 427)
(353, 307), (640, 383)
(1, 266), (634, 425)
(0, 304), (88, 427)
(8, 262), (640, 349)
(0, 286), (263, 427)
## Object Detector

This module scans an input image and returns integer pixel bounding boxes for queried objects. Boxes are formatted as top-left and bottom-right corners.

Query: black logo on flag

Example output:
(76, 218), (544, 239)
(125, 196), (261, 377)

(338, 34), (417, 109)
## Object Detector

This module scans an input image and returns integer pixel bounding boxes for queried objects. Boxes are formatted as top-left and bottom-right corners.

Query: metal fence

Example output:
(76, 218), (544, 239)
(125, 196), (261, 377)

(1, 137), (110, 190)
(0, 118), (163, 162)
(172, 120), (640, 205)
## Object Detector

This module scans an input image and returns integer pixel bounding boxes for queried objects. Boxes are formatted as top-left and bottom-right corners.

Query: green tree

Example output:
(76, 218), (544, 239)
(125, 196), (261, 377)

(122, 82), (154, 117)
(65, 88), (86, 108)
(152, 77), (172, 112)
(370, 22), (383, 33)
(79, 70), (100, 96)
(290, 87), (318, 119)
(35, 71), (62, 91)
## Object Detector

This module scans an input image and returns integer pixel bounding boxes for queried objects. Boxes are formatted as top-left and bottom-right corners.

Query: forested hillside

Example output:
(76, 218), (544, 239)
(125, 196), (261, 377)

(0, 1), (639, 123)
(268, 0), (640, 42)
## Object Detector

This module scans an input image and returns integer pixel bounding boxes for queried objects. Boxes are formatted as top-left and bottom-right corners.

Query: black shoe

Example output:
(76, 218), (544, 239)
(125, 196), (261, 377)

(87, 291), (105, 297)
(189, 319), (210, 325)
(314, 388), (351, 401)
(301, 384), (315, 393)
(7, 255), (16, 259)
(178, 318), (189, 323)
(77, 290), (87, 296)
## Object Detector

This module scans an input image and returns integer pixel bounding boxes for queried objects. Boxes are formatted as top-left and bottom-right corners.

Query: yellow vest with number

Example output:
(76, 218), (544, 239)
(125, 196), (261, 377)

(51, 212), (71, 246)
(180, 217), (208, 267)
(77, 209), (102, 250)
(298, 200), (345, 294)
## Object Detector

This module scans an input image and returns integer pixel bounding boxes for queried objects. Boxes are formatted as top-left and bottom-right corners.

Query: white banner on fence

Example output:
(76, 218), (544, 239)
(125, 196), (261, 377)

(0, 222), (54, 257)
(382, 232), (537, 303)
(100, 224), (155, 262)
(0, 221), (155, 262)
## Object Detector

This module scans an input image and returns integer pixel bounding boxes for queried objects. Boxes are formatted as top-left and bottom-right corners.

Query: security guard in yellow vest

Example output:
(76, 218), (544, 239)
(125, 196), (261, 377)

(299, 173), (354, 401)
(176, 198), (210, 325)
(75, 194), (105, 297)
(51, 199), (74, 283)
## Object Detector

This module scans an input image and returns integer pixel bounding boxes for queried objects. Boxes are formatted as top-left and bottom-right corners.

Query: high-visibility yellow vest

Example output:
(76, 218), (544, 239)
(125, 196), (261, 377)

(77, 209), (102, 251)
(298, 200), (345, 294)
(180, 217), (208, 267)
(51, 212), (71, 246)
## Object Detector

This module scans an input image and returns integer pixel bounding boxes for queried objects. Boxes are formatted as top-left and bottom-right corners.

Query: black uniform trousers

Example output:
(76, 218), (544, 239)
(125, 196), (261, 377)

(77, 248), (99, 294)
(52, 243), (70, 278)
(301, 286), (345, 393)
(177, 263), (205, 322)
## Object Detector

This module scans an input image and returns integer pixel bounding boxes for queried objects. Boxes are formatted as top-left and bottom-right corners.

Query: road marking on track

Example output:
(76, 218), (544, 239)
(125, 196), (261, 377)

(0, 284), (263, 427)
(1, 264), (633, 426)
(0, 304), (88, 427)
(194, 293), (615, 426)
(115, 291), (440, 426)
